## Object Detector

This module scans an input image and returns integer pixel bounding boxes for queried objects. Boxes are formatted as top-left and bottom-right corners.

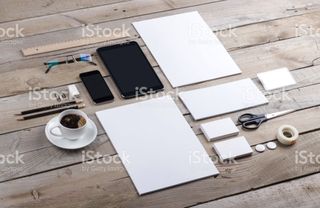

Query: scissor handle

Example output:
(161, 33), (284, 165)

(238, 113), (267, 130)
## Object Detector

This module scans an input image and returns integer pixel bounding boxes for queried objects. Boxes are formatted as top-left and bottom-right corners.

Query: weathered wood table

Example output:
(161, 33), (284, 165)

(1, 0), (320, 207)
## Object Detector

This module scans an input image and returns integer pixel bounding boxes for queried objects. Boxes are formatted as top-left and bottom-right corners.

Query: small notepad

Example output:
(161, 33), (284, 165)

(213, 136), (253, 160)
(200, 118), (239, 142)
(257, 68), (296, 90)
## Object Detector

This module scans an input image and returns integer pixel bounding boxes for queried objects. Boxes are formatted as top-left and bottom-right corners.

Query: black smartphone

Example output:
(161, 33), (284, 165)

(97, 41), (164, 99)
(80, 70), (114, 103)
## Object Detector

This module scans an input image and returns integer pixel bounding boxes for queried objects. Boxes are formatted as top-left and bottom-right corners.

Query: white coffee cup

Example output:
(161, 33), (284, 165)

(49, 109), (88, 140)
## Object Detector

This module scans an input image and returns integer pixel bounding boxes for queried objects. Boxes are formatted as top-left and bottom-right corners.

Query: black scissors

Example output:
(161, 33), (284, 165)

(238, 109), (295, 130)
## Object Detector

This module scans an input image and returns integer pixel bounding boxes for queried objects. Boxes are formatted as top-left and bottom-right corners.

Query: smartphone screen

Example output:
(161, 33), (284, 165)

(80, 70), (114, 103)
(97, 41), (164, 99)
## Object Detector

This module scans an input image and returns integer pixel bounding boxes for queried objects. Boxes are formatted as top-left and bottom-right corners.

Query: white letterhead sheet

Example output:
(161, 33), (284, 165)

(96, 96), (219, 195)
(179, 79), (268, 120)
(133, 11), (241, 87)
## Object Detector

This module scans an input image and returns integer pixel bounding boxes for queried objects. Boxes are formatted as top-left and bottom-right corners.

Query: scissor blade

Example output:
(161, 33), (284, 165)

(265, 109), (296, 119)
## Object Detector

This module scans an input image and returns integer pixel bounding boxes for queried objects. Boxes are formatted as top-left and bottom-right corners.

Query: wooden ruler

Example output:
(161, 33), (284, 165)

(21, 34), (129, 56)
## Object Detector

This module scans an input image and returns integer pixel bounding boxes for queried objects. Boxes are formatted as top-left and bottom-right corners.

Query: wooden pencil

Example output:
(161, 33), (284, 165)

(15, 99), (83, 115)
(17, 104), (85, 121)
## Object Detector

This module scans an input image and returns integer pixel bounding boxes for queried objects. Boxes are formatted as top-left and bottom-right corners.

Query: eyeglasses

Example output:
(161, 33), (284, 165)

(44, 54), (97, 73)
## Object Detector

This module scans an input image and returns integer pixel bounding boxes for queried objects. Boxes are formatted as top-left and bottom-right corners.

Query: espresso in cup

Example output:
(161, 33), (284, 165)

(60, 114), (86, 129)
(49, 109), (89, 140)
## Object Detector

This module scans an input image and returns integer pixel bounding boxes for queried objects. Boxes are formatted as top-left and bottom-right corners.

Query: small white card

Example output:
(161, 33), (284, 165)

(200, 118), (239, 142)
(212, 136), (253, 160)
(257, 68), (296, 90)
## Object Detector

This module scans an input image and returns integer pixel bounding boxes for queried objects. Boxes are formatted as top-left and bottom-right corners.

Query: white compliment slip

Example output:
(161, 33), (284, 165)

(257, 68), (296, 91)
(213, 136), (253, 160)
(133, 11), (241, 87)
(200, 118), (239, 142)
(179, 79), (268, 120)
(96, 96), (219, 195)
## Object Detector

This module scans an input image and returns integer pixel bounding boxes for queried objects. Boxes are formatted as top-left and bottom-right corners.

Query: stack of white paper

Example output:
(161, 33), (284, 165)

(213, 136), (253, 160)
(200, 118), (239, 141)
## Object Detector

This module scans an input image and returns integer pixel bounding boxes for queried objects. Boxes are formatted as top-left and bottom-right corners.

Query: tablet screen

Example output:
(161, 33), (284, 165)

(97, 41), (163, 98)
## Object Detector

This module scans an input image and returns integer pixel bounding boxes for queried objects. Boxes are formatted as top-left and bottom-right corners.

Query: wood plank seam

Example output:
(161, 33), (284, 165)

(191, 167), (320, 207)
(0, 0), (133, 24)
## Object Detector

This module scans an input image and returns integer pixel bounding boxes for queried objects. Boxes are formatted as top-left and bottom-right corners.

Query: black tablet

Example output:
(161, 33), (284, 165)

(97, 41), (164, 99)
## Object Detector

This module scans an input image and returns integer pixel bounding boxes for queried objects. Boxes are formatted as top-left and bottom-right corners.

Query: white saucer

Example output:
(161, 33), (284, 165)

(45, 116), (98, 149)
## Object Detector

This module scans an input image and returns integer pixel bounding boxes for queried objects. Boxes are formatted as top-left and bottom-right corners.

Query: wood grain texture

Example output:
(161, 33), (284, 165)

(0, 0), (318, 40)
(0, 28), (318, 95)
(0, 0), (222, 42)
(2, 34), (320, 134)
(0, 0), (130, 22)
(2, 10), (320, 97)
(2, 70), (320, 182)
(1, 0), (320, 65)
(1, 0), (320, 207)
(193, 173), (320, 208)
(2, 9), (320, 75)
(1, 130), (320, 208)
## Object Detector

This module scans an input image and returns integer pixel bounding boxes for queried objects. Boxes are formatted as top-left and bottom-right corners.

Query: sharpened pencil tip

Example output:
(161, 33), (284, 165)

(75, 99), (83, 104)
(78, 104), (86, 108)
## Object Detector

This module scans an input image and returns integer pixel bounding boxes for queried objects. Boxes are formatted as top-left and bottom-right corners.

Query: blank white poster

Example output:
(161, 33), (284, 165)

(133, 11), (241, 88)
(96, 96), (219, 195)
(179, 79), (268, 120)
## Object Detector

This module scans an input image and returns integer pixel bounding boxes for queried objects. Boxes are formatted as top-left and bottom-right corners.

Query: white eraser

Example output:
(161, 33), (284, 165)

(68, 84), (80, 99)
(200, 118), (239, 142)
(257, 68), (296, 91)
(212, 136), (253, 160)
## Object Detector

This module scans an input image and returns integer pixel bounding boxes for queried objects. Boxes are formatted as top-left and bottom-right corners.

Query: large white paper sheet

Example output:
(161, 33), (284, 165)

(133, 11), (241, 87)
(96, 96), (219, 195)
(179, 79), (268, 120)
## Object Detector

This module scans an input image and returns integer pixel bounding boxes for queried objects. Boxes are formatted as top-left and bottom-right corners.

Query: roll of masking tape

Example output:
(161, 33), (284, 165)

(277, 125), (299, 145)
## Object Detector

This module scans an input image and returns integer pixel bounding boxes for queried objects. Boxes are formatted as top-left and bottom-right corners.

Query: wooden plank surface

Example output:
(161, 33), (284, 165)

(0, 0), (131, 22)
(1, 0), (320, 65)
(0, 0), (222, 41)
(193, 173), (320, 208)
(1, 130), (320, 207)
(1, 0), (320, 207)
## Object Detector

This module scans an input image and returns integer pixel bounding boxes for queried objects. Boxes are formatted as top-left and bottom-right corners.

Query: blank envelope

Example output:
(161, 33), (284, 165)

(179, 79), (268, 120)
(96, 96), (219, 195)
